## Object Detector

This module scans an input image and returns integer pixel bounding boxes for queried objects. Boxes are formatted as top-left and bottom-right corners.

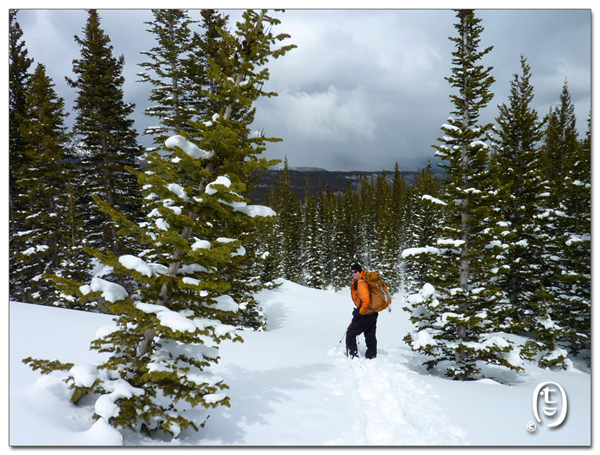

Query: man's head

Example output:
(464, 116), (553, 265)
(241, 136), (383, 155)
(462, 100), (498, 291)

(351, 263), (362, 279)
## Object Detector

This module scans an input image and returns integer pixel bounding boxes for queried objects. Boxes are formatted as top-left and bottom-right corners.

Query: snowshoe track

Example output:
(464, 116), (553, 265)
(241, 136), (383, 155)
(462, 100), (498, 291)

(335, 349), (467, 445)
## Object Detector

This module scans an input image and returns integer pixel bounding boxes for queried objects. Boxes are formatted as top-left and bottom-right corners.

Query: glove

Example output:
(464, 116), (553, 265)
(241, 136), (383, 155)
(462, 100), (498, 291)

(352, 308), (360, 318)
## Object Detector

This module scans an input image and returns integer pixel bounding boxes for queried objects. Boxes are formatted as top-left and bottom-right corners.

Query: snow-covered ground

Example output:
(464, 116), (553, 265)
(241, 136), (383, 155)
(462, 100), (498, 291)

(9, 280), (592, 447)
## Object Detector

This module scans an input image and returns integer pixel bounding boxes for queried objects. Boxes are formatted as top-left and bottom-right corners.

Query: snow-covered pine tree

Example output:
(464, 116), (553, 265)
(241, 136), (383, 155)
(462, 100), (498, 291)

(302, 174), (327, 288)
(490, 57), (546, 321)
(535, 83), (591, 365)
(401, 162), (445, 295)
(489, 56), (567, 366)
(391, 163), (411, 255)
(12, 63), (75, 306)
(189, 10), (233, 121)
(9, 9), (33, 301)
(328, 180), (358, 290)
(372, 172), (401, 292)
(316, 185), (336, 286)
(403, 9), (521, 381)
(24, 9), (295, 438)
(270, 159), (303, 282)
(356, 173), (376, 268)
(139, 9), (270, 332)
(138, 9), (201, 148)
(254, 186), (281, 284)
(343, 179), (361, 262)
(66, 9), (144, 266)
(558, 113), (592, 357)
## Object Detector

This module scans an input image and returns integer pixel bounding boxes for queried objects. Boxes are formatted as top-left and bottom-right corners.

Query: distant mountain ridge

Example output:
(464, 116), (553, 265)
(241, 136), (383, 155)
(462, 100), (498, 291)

(248, 167), (444, 204)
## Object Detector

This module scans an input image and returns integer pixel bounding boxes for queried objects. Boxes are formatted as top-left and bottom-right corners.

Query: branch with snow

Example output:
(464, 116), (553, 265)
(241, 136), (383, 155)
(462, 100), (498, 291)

(165, 135), (213, 160)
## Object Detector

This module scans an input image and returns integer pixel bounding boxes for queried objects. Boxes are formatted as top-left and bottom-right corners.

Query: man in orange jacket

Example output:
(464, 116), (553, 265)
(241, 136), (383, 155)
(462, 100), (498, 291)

(346, 263), (378, 359)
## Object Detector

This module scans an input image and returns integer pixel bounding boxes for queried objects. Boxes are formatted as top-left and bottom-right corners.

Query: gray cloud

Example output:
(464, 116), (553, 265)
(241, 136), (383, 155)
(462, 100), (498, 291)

(15, 8), (591, 172)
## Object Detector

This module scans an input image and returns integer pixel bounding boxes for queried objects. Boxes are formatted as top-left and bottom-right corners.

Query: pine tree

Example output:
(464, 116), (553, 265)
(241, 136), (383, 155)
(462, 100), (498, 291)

(316, 185), (336, 286)
(403, 9), (520, 380)
(401, 162), (444, 294)
(272, 159), (303, 282)
(356, 173), (376, 268)
(12, 64), (73, 305)
(25, 9), (295, 438)
(391, 163), (411, 253)
(138, 9), (200, 148)
(258, 185), (283, 284)
(302, 175), (326, 288)
(329, 180), (359, 290)
(9, 9), (33, 300)
(560, 113), (592, 357)
(66, 9), (143, 264)
(490, 55), (548, 339)
(189, 10), (233, 120)
(535, 83), (590, 365)
(371, 172), (400, 291)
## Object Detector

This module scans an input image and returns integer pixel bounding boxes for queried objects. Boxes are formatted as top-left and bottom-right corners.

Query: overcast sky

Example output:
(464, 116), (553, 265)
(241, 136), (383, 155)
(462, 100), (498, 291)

(14, 6), (592, 172)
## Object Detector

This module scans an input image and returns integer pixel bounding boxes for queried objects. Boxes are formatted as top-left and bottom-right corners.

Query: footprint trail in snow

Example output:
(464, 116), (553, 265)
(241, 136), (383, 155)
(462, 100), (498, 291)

(332, 348), (467, 445)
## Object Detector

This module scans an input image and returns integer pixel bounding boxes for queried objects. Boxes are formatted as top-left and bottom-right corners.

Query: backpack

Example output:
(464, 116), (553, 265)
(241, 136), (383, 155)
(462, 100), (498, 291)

(363, 271), (392, 313)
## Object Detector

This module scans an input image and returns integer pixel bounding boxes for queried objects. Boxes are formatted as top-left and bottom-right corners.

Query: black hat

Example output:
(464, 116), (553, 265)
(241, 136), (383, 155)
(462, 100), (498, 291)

(351, 263), (362, 273)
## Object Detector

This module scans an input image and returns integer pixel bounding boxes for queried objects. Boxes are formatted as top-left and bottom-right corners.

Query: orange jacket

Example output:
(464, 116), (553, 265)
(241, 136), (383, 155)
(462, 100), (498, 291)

(350, 270), (372, 315)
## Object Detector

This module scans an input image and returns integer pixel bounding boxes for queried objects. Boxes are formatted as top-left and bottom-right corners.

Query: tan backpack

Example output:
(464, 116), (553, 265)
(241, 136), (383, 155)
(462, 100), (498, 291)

(363, 271), (392, 313)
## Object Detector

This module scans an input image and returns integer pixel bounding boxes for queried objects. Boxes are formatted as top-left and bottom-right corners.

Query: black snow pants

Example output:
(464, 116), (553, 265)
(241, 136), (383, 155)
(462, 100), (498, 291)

(346, 311), (378, 359)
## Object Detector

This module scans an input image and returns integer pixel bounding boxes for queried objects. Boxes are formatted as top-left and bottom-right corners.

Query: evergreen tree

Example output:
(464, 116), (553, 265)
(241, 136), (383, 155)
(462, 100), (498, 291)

(490, 55), (548, 339)
(66, 9), (143, 264)
(329, 180), (359, 290)
(12, 64), (73, 305)
(25, 9), (295, 438)
(9, 9), (33, 299)
(139, 9), (269, 331)
(190, 10), (233, 120)
(560, 112), (592, 357)
(401, 162), (444, 294)
(403, 9), (520, 380)
(356, 173), (376, 268)
(372, 172), (400, 291)
(315, 185), (336, 286)
(391, 163), (411, 253)
(302, 175), (326, 288)
(272, 159), (303, 281)
(138, 9), (200, 147)
(540, 82), (580, 208)
(257, 185), (283, 283)
(535, 83), (590, 365)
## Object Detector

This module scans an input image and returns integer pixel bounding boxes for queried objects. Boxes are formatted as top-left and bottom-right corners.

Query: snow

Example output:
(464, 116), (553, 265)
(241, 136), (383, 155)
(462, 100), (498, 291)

(119, 255), (153, 277)
(204, 175), (276, 218)
(94, 377), (145, 421)
(191, 239), (211, 250)
(412, 329), (438, 349)
(205, 176), (232, 195)
(209, 295), (239, 312)
(401, 246), (441, 258)
(233, 204), (276, 218)
(157, 217), (171, 230)
(422, 194), (447, 206)
(9, 280), (592, 447)
(164, 135), (212, 160)
(167, 183), (189, 201)
(79, 277), (128, 303)
(135, 302), (198, 333)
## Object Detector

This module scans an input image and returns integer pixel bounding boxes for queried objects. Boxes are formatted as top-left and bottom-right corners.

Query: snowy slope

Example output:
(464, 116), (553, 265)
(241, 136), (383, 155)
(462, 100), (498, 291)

(9, 280), (592, 446)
